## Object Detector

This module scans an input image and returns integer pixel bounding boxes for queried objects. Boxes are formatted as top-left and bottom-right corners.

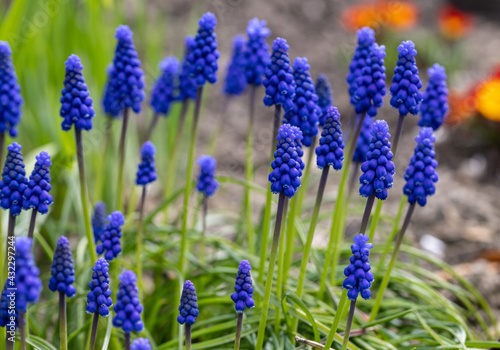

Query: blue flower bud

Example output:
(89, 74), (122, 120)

(343, 234), (374, 300)
(49, 236), (76, 297)
(231, 260), (254, 313)
(315, 106), (344, 170)
(243, 18), (270, 86)
(223, 35), (247, 96)
(196, 155), (219, 197)
(96, 211), (125, 261)
(151, 57), (179, 115)
(22, 151), (53, 214)
(0, 142), (27, 216)
(315, 74), (333, 127)
(131, 338), (151, 350)
(86, 258), (113, 317)
(418, 64), (448, 130)
(92, 202), (107, 243)
(178, 36), (198, 101)
(136, 141), (157, 186)
(0, 41), (23, 137)
(347, 27), (376, 104)
(113, 270), (144, 333)
(177, 280), (199, 326)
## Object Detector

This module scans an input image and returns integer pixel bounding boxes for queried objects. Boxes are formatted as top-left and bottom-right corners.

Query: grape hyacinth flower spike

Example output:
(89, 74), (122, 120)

(231, 260), (254, 350)
(419, 64), (449, 130)
(177, 280), (199, 350)
(223, 34), (247, 98)
(348, 116), (373, 196)
(96, 211), (125, 262)
(131, 338), (151, 350)
(315, 74), (333, 127)
(92, 202), (107, 244)
(87, 258), (113, 350)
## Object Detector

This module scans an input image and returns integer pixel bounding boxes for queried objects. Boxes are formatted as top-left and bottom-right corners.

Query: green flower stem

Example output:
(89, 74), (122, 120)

(391, 114), (404, 158)
(234, 312), (243, 350)
(145, 112), (160, 141)
(208, 96), (230, 154)
(376, 196), (406, 272)
(185, 324), (192, 350)
(75, 128), (97, 263)
(125, 333), (131, 350)
(27, 209), (37, 241)
(59, 292), (68, 350)
(275, 198), (289, 337)
(245, 85), (257, 255)
(19, 312), (26, 350)
(347, 162), (360, 200)
(324, 289), (348, 349)
(257, 104), (282, 305)
(368, 199), (383, 241)
(89, 311), (99, 350)
(255, 192), (287, 350)
(116, 108), (130, 212)
(199, 195), (208, 288)
(95, 117), (113, 202)
(341, 300), (357, 350)
(369, 202), (415, 322)
(180, 86), (203, 275)
(136, 185), (147, 297)
(359, 194), (375, 234)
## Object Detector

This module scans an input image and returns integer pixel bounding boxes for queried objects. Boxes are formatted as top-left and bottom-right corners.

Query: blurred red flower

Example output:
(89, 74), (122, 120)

(438, 5), (473, 40)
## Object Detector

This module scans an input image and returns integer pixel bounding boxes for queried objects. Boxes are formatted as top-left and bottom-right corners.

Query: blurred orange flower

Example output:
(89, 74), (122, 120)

(341, 1), (418, 31)
(475, 79), (500, 122)
(438, 5), (473, 40)
(446, 91), (475, 125)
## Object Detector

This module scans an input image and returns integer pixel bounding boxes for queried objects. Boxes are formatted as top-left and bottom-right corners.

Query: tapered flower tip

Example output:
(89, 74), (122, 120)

(197, 155), (216, 172)
(115, 24), (133, 42)
(372, 119), (389, 137)
(159, 56), (180, 74)
(273, 37), (289, 51)
(293, 57), (310, 71)
(398, 40), (417, 56)
(416, 126), (436, 143)
(16, 236), (32, 253)
(247, 17), (271, 38)
(65, 54), (83, 71)
(141, 141), (156, 158)
(199, 12), (217, 30)
(119, 269), (137, 285)
(352, 233), (373, 250)
(233, 34), (245, 49)
(357, 27), (375, 47)
(185, 35), (195, 49)
(108, 211), (125, 227)
(177, 280), (199, 325)
(0, 41), (12, 56)
(7, 142), (22, 153)
(131, 338), (152, 350)
(428, 63), (446, 81)
(279, 123), (303, 143)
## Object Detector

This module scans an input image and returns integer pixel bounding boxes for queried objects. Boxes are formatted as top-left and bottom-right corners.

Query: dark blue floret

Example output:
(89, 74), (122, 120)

(131, 338), (152, 350)
(403, 127), (439, 206)
(177, 280), (199, 326)
(178, 36), (198, 101)
(49, 236), (76, 297)
(315, 74), (333, 127)
(187, 12), (219, 86)
(136, 141), (157, 186)
(0, 41), (23, 137)
(0, 282), (17, 328)
(359, 120), (395, 200)
(196, 155), (219, 197)
(343, 234), (374, 301)
(223, 34), (247, 96)
(347, 27), (376, 104)
(243, 18), (270, 86)
(151, 57), (179, 115)
(283, 57), (320, 147)
(102, 65), (121, 117)
(231, 260), (255, 313)
(60, 54), (95, 131)
(96, 211), (125, 262)
(86, 258), (113, 317)
(263, 37), (296, 112)
(107, 25), (145, 115)
(92, 202), (107, 243)
(113, 270), (144, 333)
(352, 116), (373, 163)
(418, 64), (448, 130)
(22, 151), (53, 214)
(389, 40), (423, 116)
(315, 106), (344, 170)
(0, 142), (27, 216)
(269, 124), (303, 198)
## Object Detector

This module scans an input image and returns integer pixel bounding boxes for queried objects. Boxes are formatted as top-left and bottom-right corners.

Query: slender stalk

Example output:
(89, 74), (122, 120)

(275, 198), (289, 337)
(75, 129), (97, 262)
(234, 312), (243, 350)
(145, 112), (160, 141)
(347, 111), (357, 140)
(89, 311), (99, 350)
(208, 96), (230, 154)
(245, 85), (257, 255)
(376, 196), (406, 272)
(341, 300), (357, 350)
(359, 195), (375, 234)
(125, 333), (131, 350)
(185, 324), (192, 350)
(324, 289), (349, 349)
(199, 195), (208, 289)
(391, 114), (404, 158)
(6, 329), (14, 350)
(6, 213), (15, 260)
(368, 199), (383, 241)
(19, 312), (26, 350)
(180, 87), (203, 274)
(369, 202), (415, 321)
(137, 186), (147, 296)
(59, 292), (68, 350)
(346, 162), (360, 200)
(116, 108), (130, 212)
(255, 192), (287, 350)
(95, 117), (113, 202)
(27, 209), (37, 241)
(347, 113), (365, 163)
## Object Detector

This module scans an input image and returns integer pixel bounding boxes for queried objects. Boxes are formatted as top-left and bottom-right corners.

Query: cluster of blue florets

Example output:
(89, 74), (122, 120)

(177, 280), (199, 326)
(359, 120), (395, 200)
(315, 74), (333, 126)
(60, 54), (95, 131)
(136, 141), (157, 186)
(343, 234), (374, 301)
(96, 211), (125, 261)
(418, 64), (449, 130)
(187, 13), (219, 86)
(178, 36), (198, 101)
(0, 142), (27, 216)
(352, 116), (373, 163)
(102, 65), (120, 117)
(49, 236), (76, 297)
(231, 260), (255, 313)
(196, 155), (219, 197)
(403, 127), (439, 206)
(86, 258), (113, 317)
(92, 202), (107, 243)
(131, 338), (152, 350)
(0, 41), (23, 137)
(347, 27), (376, 103)
(0, 283), (16, 327)
(223, 35), (247, 96)
(283, 57), (320, 147)
(315, 106), (344, 170)
(150, 57), (179, 115)
(113, 270), (144, 333)
(22, 151), (53, 214)
(242, 18), (270, 86)
(389, 40), (423, 116)
(263, 37), (296, 112)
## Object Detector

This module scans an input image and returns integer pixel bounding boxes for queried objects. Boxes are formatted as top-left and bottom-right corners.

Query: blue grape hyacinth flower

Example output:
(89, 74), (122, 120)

(352, 116), (373, 163)
(107, 25), (145, 115)
(113, 270), (144, 333)
(223, 34), (247, 96)
(243, 18), (271, 86)
(92, 202), (107, 243)
(151, 56), (179, 115)
(22, 151), (53, 214)
(136, 141), (157, 186)
(389, 40), (423, 116)
(187, 12), (219, 86)
(359, 120), (395, 200)
(96, 211), (125, 261)
(0, 142), (27, 216)
(49, 236), (76, 297)
(60, 54), (95, 131)
(102, 65), (120, 117)
(0, 282), (15, 327)
(283, 57), (320, 147)
(86, 258), (113, 317)
(196, 155), (219, 197)
(177, 280), (199, 326)
(418, 64), (449, 130)
(347, 27), (376, 104)
(178, 36), (198, 101)
(315, 74), (333, 127)
(315, 106), (344, 170)
(343, 234), (374, 300)
(263, 37), (296, 112)
(0, 41), (23, 137)
(269, 124), (304, 198)
(231, 260), (255, 313)
(131, 338), (152, 350)
(403, 127), (439, 206)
